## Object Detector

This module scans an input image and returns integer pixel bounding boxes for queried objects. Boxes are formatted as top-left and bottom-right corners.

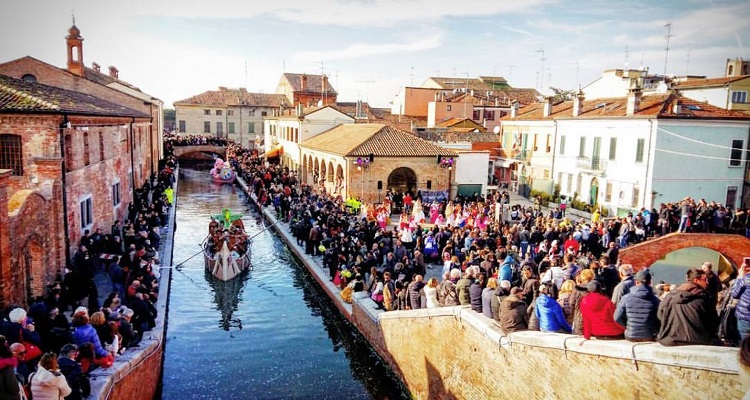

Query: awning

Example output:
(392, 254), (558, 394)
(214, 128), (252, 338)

(495, 158), (516, 168)
(264, 146), (284, 158)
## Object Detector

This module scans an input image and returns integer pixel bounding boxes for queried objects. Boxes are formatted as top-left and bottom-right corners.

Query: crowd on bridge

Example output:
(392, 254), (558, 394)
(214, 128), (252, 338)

(0, 155), (177, 400)
(221, 140), (750, 357)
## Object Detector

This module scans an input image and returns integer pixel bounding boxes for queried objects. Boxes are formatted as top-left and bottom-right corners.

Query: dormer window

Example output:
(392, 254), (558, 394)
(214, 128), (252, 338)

(21, 74), (36, 83)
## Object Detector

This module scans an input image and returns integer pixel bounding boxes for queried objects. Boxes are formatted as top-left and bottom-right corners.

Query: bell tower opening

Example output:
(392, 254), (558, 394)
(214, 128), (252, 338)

(66, 22), (84, 77)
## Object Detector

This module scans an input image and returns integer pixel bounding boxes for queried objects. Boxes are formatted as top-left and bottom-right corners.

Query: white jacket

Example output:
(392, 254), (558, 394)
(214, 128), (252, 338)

(29, 365), (72, 400)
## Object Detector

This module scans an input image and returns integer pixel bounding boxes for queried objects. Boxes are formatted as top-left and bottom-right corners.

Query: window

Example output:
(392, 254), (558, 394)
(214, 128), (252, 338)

(605, 182), (613, 202)
(566, 174), (573, 193)
(576, 174), (582, 194)
(80, 196), (93, 231)
(447, 105), (452, 111)
(228, 122), (235, 134)
(559, 135), (566, 155)
(578, 137), (586, 157)
(0, 134), (23, 175)
(216, 110), (223, 116)
(249, 109), (256, 116)
(83, 131), (90, 166)
(632, 187), (640, 208)
(609, 138), (617, 161)
(635, 138), (645, 163)
(178, 120), (186, 133)
(248, 123), (255, 133)
(485, 110), (495, 121)
(227, 110), (234, 116)
(533, 134), (538, 151)
(732, 91), (748, 104)
(727, 186), (738, 208)
(203, 122), (211, 133)
(112, 182), (121, 206)
(21, 74), (36, 83)
(99, 132), (105, 161)
(261, 111), (268, 117)
(473, 110), (481, 120)
(216, 122), (223, 135)
(546, 134), (551, 152)
(204, 109), (210, 115)
(730, 139), (744, 166)
(557, 172), (562, 187)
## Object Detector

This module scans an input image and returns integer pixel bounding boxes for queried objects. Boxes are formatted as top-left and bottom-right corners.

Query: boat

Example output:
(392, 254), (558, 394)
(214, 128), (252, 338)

(204, 211), (251, 281)
(210, 158), (236, 184)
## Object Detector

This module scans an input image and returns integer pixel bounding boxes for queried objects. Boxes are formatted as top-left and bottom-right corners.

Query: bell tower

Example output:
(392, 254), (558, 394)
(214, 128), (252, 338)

(66, 21), (84, 77)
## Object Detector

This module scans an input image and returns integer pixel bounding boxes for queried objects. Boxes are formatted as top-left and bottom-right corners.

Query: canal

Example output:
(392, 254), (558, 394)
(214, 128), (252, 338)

(160, 168), (409, 399)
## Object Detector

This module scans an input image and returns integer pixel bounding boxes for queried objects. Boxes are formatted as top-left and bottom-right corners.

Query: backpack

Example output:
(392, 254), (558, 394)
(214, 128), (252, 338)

(23, 371), (35, 400)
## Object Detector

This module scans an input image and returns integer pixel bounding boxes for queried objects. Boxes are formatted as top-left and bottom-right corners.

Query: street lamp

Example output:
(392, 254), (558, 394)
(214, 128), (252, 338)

(438, 156), (454, 199)
(354, 156), (371, 201)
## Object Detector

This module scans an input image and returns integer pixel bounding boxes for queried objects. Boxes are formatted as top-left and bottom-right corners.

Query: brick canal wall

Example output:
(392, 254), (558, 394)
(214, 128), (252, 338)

(88, 168), (178, 400)
(238, 177), (744, 400)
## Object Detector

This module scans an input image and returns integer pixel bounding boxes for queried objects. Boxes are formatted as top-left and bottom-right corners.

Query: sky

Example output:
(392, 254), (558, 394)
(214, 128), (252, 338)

(1, 0), (749, 109)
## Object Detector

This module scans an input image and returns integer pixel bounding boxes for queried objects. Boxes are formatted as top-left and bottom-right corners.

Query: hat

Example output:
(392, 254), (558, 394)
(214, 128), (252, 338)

(8, 308), (26, 324)
(635, 269), (652, 284)
(586, 280), (602, 293)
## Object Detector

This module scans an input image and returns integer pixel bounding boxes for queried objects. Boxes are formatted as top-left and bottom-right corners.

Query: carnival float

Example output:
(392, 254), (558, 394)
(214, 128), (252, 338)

(204, 208), (251, 281)
(210, 158), (236, 184)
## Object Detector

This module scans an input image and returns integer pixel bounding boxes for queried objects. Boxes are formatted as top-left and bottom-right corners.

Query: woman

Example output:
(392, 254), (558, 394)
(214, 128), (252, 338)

(482, 278), (498, 319)
(580, 280), (625, 340)
(90, 312), (113, 350)
(71, 311), (113, 372)
(535, 282), (572, 333)
(29, 352), (72, 400)
(557, 279), (576, 326)
(423, 278), (439, 308)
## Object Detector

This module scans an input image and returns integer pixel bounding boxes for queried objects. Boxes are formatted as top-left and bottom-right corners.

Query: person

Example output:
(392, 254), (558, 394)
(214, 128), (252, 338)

(611, 264), (635, 306)
(57, 344), (90, 400)
(469, 272), (486, 314)
(499, 287), (528, 334)
(0, 336), (21, 400)
(580, 280), (625, 340)
(657, 268), (719, 346)
(535, 282), (572, 333)
(733, 257), (750, 341)
(381, 272), (397, 311)
(614, 269), (661, 341)
(407, 275), (425, 310)
(423, 278), (439, 309)
(438, 269), (460, 307)
(557, 280), (576, 327)
(739, 336), (750, 400)
(455, 267), (475, 306)
(70, 310), (113, 372)
(482, 278), (498, 319)
(702, 261), (722, 306)
(29, 352), (72, 400)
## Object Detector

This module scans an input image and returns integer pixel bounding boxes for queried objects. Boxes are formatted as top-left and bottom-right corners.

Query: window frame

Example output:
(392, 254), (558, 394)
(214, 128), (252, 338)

(609, 137), (617, 161)
(635, 138), (645, 163)
(80, 195), (93, 232)
(559, 135), (566, 155)
(203, 121), (211, 133)
(730, 139), (744, 167)
(578, 137), (586, 158)
(0, 134), (23, 176)
(112, 181), (121, 207)
(732, 91), (748, 104)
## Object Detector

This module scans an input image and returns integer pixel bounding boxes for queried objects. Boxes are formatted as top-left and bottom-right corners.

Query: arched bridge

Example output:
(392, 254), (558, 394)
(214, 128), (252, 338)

(172, 145), (226, 159)
(618, 233), (750, 275)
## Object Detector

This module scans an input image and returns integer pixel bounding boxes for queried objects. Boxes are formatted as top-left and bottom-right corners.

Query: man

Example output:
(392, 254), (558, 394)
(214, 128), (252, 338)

(701, 261), (721, 306)
(382, 272), (397, 311)
(119, 308), (140, 349)
(605, 242), (619, 265)
(58, 344), (90, 400)
(614, 269), (661, 341)
(499, 287), (528, 334)
(595, 255), (620, 299)
(611, 264), (635, 306)
(455, 267), (475, 306)
(657, 268), (719, 346)
(407, 275), (425, 310)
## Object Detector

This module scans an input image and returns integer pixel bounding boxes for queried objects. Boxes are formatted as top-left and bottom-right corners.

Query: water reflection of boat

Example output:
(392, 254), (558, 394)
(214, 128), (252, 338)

(205, 269), (246, 331)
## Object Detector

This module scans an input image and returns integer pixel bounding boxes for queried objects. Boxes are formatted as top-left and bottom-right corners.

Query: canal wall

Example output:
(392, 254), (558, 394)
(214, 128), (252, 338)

(88, 170), (177, 400)
(237, 178), (744, 400)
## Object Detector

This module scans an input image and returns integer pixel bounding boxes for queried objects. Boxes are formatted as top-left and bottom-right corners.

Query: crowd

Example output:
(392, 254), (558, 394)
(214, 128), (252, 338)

(0, 155), (176, 400)
(220, 140), (750, 354)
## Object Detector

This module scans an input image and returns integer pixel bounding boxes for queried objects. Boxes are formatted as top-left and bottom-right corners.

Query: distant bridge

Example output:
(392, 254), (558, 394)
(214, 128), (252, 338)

(172, 145), (226, 159)
(618, 232), (750, 279)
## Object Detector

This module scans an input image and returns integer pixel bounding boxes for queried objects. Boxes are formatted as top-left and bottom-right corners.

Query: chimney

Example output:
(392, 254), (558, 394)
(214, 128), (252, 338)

(573, 90), (585, 117)
(542, 96), (552, 117)
(672, 101), (682, 114)
(301, 74), (307, 91)
(91, 62), (100, 72)
(626, 87), (642, 115)
(510, 101), (519, 118)
(108, 66), (119, 79)
(322, 75), (328, 93)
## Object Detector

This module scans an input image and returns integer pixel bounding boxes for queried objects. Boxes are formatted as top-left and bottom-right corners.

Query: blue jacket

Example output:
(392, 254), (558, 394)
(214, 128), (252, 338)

(732, 275), (750, 322)
(535, 294), (572, 333)
(614, 284), (661, 340)
(73, 324), (109, 358)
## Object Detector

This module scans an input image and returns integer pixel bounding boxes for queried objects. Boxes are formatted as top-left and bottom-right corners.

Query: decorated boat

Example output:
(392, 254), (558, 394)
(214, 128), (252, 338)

(210, 158), (236, 184)
(204, 209), (251, 281)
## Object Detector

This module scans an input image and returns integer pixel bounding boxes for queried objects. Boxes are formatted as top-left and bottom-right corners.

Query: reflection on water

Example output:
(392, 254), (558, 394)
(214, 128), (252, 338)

(160, 168), (409, 400)
(649, 246), (734, 286)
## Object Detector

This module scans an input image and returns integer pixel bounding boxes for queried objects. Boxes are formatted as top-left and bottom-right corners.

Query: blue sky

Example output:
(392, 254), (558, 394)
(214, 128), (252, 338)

(1, 0), (749, 109)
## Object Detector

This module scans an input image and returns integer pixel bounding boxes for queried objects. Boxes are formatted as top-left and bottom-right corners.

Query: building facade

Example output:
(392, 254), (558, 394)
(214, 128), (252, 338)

(276, 73), (337, 107)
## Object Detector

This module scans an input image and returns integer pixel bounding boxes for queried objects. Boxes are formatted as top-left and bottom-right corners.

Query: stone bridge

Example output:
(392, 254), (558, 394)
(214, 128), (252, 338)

(618, 233), (750, 276)
(172, 145), (226, 159)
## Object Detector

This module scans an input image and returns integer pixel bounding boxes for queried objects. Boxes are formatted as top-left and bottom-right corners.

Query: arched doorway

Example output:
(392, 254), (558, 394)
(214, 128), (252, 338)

(387, 167), (417, 195)
(590, 177), (599, 206)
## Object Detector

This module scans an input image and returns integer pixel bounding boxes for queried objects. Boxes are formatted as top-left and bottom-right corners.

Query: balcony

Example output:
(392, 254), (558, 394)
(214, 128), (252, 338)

(576, 156), (606, 172)
(514, 149), (531, 162)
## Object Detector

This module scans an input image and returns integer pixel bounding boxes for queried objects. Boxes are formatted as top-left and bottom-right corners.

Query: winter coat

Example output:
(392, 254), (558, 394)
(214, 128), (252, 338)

(455, 278), (473, 305)
(72, 323), (109, 358)
(580, 292), (625, 339)
(439, 280), (459, 306)
(499, 294), (528, 334)
(29, 365), (72, 400)
(732, 275), (750, 323)
(614, 284), (661, 340)
(481, 288), (495, 319)
(657, 282), (719, 346)
(469, 282), (483, 313)
(58, 357), (90, 400)
(407, 281), (425, 310)
(535, 294), (572, 333)
(611, 276), (635, 306)
(0, 360), (19, 400)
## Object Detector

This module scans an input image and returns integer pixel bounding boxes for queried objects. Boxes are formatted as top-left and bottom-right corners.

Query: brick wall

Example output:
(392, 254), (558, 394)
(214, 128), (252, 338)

(619, 233), (750, 275)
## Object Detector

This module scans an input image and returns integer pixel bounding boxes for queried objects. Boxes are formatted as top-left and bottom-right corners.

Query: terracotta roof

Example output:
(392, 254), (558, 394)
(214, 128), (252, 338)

(505, 92), (750, 120)
(0, 74), (150, 117)
(300, 123), (456, 157)
(435, 117), (485, 130)
(174, 87), (291, 107)
(84, 66), (142, 92)
(333, 101), (388, 120)
(282, 73), (337, 93)
(672, 76), (750, 89)
(442, 88), (539, 106)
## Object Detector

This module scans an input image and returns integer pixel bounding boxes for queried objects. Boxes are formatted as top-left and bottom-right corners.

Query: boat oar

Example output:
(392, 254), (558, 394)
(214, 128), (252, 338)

(172, 234), (211, 269)
(246, 219), (281, 241)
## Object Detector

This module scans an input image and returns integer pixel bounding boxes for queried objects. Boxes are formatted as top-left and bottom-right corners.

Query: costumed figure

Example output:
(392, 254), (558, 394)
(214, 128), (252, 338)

(430, 201), (440, 224)
(399, 213), (409, 231)
(445, 201), (455, 226)
(412, 198), (426, 224)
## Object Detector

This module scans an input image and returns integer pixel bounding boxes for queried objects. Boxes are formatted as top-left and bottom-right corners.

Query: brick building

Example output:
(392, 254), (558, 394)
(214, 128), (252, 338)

(0, 25), (157, 307)
(276, 73), (337, 107)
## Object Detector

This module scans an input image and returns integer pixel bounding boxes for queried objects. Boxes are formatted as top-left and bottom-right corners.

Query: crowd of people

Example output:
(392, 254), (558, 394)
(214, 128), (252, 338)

(219, 140), (749, 355)
(0, 155), (176, 400)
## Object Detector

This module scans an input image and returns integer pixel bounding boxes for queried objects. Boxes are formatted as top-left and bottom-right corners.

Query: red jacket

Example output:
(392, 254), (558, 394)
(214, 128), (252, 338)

(580, 292), (625, 339)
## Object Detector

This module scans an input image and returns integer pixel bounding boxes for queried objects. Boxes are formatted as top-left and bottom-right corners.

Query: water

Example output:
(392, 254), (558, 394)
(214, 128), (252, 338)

(648, 246), (729, 285)
(160, 168), (409, 400)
